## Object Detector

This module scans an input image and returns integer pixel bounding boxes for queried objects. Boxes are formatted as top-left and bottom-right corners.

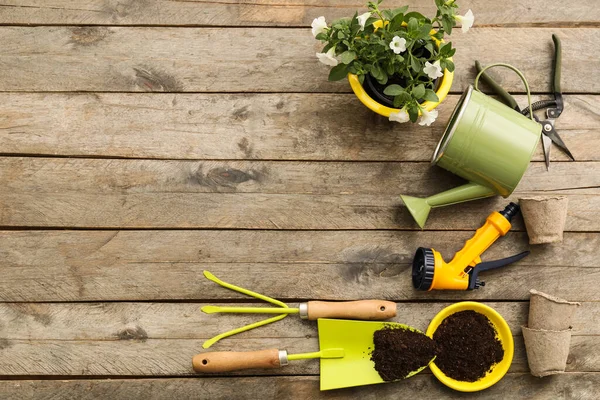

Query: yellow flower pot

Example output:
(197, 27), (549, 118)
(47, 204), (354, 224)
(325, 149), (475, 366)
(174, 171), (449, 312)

(347, 24), (454, 117)
(426, 302), (514, 392)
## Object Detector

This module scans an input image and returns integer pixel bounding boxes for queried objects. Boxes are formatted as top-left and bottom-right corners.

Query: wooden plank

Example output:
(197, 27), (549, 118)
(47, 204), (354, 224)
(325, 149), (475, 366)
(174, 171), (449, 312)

(1, 230), (595, 269)
(2, 230), (598, 301)
(0, 0), (598, 26)
(1, 93), (597, 161)
(2, 261), (600, 302)
(2, 302), (597, 340)
(2, 374), (600, 400)
(0, 27), (596, 92)
(0, 158), (597, 230)
(0, 335), (595, 375)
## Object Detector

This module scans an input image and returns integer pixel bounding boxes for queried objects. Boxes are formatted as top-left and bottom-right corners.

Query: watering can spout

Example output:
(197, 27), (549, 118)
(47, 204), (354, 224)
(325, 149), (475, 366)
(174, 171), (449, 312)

(401, 182), (496, 228)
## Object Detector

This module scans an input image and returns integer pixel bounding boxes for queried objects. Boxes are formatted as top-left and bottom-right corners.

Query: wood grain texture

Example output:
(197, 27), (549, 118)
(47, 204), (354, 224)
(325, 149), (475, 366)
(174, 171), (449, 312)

(0, 157), (597, 230)
(3, 261), (599, 302)
(0, 335), (595, 375)
(2, 301), (598, 340)
(1, 228), (599, 301)
(1, 229), (596, 268)
(0, 27), (597, 92)
(1, 230), (598, 301)
(0, 0), (598, 26)
(1, 93), (598, 161)
(1, 374), (599, 400)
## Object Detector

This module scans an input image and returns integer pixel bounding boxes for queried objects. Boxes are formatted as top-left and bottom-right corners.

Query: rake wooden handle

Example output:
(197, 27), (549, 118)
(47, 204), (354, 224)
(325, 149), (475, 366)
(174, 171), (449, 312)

(305, 300), (397, 320)
(193, 349), (282, 373)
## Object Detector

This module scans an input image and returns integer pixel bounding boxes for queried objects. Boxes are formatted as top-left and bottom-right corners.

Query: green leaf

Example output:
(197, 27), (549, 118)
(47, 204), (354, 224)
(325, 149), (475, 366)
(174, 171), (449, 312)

(383, 84), (405, 96)
(411, 84), (425, 99)
(370, 64), (383, 80)
(358, 74), (365, 85)
(408, 104), (419, 122)
(397, 91), (412, 104)
(376, 70), (388, 85)
(328, 64), (349, 81)
(337, 31), (346, 39)
(339, 50), (356, 64)
(410, 56), (421, 73)
(445, 60), (455, 72)
(441, 15), (453, 34)
(385, 62), (395, 75)
(365, 16), (379, 27)
(407, 17), (419, 34)
(395, 54), (405, 62)
(404, 12), (427, 22)
(425, 42), (434, 55)
(423, 89), (440, 102)
(315, 33), (328, 41)
(393, 95), (404, 108)
(419, 24), (433, 39)
(382, 10), (393, 20)
(439, 41), (451, 56)
(390, 6), (409, 19)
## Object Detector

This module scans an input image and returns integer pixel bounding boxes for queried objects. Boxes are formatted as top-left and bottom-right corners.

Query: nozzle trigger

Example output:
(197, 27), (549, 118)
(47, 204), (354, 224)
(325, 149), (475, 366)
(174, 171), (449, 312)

(467, 251), (530, 290)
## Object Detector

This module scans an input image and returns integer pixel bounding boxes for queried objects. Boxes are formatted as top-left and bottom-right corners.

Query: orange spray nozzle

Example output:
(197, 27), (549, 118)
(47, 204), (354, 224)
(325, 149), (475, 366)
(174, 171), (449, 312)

(412, 203), (529, 291)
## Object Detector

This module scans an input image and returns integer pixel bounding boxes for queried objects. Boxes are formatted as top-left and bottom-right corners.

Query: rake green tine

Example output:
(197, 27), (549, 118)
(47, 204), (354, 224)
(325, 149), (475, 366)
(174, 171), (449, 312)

(201, 313), (287, 349)
(202, 270), (289, 309)
(201, 270), (289, 348)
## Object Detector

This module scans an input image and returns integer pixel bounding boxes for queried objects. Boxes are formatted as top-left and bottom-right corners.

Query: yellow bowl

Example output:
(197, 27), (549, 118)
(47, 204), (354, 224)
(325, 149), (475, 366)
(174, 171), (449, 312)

(426, 302), (514, 392)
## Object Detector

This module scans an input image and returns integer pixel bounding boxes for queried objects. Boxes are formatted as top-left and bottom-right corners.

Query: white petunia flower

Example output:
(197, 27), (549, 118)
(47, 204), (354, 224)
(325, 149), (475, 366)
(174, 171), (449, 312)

(311, 16), (328, 37)
(455, 9), (474, 33)
(418, 108), (438, 126)
(423, 60), (444, 79)
(357, 12), (371, 31)
(389, 36), (407, 54)
(389, 108), (410, 123)
(316, 47), (339, 66)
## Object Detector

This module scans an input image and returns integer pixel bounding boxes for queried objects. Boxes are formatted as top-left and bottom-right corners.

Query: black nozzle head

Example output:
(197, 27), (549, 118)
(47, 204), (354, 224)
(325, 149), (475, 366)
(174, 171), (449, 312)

(499, 202), (520, 222)
(412, 247), (435, 291)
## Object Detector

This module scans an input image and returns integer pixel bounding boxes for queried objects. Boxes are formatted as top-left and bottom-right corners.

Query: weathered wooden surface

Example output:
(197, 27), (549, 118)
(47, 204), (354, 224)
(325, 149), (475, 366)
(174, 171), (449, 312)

(0, 158), (597, 229)
(1, 93), (598, 161)
(1, 374), (599, 400)
(0, 27), (598, 93)
(2, 261), (598, 302)
(1, 230), (598, 301)
(1, 0), (599, 397)
(0, 300), (597, 376)
(0, 335), (596, 376)
(0, 0), (598, 26)
(2, 302), (599, 339)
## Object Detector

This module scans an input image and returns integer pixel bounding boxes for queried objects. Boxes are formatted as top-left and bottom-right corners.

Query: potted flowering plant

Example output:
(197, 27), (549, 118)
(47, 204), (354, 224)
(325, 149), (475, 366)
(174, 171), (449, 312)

(311, 0), (474, 125)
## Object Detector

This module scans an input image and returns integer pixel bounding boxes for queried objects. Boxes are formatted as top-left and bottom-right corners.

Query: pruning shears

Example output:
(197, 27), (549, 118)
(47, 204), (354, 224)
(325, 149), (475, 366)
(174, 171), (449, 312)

(476, 34), (574, 170)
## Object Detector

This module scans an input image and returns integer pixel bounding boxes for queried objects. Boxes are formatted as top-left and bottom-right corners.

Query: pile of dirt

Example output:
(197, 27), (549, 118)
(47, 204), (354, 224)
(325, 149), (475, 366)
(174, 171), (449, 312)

(370, 326), (438, 381)
(433, 310), (504, 382)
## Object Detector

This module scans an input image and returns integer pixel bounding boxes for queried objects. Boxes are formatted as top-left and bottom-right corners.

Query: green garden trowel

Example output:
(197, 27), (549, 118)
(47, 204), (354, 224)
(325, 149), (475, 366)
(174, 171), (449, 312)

(193, 318), (434, 391)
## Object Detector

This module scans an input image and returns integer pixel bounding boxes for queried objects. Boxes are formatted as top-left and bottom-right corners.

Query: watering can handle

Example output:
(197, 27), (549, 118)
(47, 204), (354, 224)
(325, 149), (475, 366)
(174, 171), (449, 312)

(193, 349), (282, 372)
(474, 63), (535, 121)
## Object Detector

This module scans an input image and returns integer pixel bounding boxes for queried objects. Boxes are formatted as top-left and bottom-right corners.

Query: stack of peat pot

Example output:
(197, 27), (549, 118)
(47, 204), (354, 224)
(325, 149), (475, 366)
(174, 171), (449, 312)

(522, 289), (580, 376)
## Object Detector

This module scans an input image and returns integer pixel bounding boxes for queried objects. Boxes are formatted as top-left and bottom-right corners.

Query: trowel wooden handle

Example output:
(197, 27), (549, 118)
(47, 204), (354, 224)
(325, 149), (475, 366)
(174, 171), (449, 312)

(193, 349), (282, 373)
(304, 300), (397, 320)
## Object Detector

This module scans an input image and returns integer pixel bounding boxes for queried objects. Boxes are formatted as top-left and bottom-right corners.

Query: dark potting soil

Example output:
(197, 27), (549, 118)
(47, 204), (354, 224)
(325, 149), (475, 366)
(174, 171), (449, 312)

(433, 310), (504, 382)
(370, 326), (438, 381)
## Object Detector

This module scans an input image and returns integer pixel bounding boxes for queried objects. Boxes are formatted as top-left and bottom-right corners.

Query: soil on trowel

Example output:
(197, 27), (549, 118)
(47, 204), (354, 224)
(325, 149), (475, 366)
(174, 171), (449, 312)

(371, 326), (438, 381)
(433, 310), (504, 382)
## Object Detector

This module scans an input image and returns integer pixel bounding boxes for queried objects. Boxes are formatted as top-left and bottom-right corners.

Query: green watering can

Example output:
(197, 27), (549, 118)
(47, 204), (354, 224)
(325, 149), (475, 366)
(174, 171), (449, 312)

(401, 64), (542, 228)
(193, 318), (433, 391)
